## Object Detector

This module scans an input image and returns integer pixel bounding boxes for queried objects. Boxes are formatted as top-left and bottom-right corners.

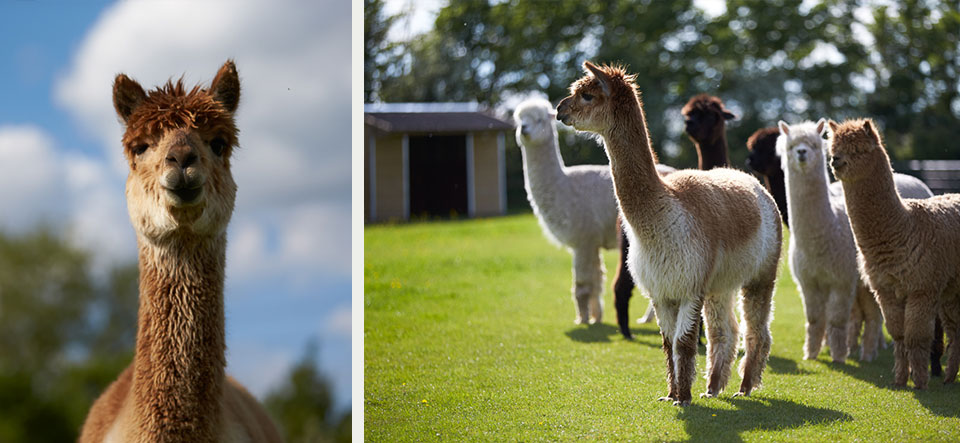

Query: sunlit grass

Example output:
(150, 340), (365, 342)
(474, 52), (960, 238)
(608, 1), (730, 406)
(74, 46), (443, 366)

(364, 214), (960, 441)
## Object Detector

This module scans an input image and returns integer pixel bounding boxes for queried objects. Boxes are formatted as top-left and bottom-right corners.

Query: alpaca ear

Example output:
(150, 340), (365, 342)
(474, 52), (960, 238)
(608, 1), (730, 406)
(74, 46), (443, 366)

(815, 118), (827, 136)
(828, 120), (839, 132)
(777, 120), (790, 136)
(113, 74), (146, 123)
(210, 59), (240, 113)
(583, 61), (611, 96)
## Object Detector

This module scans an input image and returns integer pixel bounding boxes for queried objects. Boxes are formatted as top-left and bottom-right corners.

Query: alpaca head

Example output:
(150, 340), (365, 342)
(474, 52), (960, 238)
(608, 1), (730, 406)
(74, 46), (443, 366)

(556, 61), (638, 134)
(681, 94), (736, 145)
(776, 119), (828, 175)
(514, 97), (558, 147)
(113, 60), (240, 243)
(745, 127), (781, 175)
(827, 118), (887, 182)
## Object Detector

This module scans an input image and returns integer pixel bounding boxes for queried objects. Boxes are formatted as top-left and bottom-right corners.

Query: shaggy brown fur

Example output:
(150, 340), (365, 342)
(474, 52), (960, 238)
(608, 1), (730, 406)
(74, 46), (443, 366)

(681, 94), (736, 170)
(745, 127), (789, 227)
(829, 118), (960, 388)
(557, 62), (781, 406)
(79, 61), (282, 442)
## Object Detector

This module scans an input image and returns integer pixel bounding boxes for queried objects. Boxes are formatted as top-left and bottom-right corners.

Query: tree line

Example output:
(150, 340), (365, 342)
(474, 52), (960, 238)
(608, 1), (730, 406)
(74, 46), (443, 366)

(366, 0), (960, 210)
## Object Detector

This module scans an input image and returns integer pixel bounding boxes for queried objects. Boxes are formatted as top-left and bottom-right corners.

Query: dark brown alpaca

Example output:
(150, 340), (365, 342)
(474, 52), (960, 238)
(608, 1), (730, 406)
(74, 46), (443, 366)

(682, 94), (736, 170)
(612, 95), (735, 339)
(79, 61), (281, 442)
(559, 62), (780, 405)
(745, 127), (790, 227)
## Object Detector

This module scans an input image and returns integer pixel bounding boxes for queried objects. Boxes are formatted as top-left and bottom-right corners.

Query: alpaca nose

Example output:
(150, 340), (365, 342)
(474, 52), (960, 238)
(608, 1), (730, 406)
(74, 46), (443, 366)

(745, 156), (754, 171)
(797, 148), (807, 161)
(521, 124), (529, 135)
(166, 145), (198, 170)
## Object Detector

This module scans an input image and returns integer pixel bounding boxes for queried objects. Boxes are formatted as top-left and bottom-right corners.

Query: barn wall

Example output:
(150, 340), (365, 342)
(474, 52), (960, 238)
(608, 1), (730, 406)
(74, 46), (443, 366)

(374, 133), (406, 220)
(472, 131), (504, 217)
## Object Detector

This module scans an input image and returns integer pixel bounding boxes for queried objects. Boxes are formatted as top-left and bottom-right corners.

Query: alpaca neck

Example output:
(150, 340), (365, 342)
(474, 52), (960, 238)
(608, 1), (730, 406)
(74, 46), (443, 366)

(695, 131), (729, 170)
(765, 168), (789, 227)
(599, 98), (668, 230)
(784, 158), (836, 240)
(132, 233), (226, 440)
(520, 130), (569, 204)
(841, 155), (909, 248)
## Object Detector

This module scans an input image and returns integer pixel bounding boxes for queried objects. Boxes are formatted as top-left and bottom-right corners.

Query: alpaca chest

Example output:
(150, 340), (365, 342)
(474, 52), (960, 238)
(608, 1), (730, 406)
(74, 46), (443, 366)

(626, 221), (710, 301)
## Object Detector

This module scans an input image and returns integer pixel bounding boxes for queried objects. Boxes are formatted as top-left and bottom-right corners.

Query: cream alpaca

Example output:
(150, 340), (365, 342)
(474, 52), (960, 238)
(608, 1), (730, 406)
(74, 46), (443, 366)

(557, 62), (781, 405)
(829, 118), (960, 389)
(778, 119), (931, 362)
(514, 97), (673, 327)
(80, 61), (281, 442)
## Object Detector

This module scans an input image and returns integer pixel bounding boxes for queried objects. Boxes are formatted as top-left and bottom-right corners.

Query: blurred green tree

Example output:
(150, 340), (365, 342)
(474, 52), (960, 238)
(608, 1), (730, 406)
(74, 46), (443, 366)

(266, 341), (351, 443)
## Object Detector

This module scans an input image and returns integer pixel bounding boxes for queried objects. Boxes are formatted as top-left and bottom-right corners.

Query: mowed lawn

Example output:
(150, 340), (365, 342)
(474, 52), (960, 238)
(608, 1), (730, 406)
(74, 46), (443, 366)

(364, 214), (960, 441)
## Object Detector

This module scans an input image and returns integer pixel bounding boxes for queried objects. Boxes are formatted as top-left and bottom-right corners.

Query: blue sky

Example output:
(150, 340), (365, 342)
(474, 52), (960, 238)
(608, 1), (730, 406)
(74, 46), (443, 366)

(0, 1), (352, 411)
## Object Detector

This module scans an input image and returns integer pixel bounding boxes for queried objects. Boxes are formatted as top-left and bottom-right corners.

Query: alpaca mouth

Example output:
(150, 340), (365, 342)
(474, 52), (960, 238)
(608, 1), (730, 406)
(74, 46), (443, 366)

(830, 157), (846, 174)
(165, 186), (203, 205)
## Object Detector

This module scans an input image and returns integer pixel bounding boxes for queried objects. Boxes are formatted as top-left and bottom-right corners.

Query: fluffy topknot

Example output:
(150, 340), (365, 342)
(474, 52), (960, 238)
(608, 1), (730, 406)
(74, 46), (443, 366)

(827, 118), (882, 156)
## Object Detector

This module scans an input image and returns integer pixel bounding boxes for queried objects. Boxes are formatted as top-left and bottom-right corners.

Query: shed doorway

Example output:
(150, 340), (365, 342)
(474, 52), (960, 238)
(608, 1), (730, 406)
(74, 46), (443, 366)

(409, 135), (468, 218)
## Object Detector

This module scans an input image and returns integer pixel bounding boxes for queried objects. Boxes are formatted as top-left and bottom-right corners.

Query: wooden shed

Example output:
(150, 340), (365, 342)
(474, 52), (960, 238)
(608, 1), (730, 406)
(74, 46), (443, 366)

(364, 103), (513, 222)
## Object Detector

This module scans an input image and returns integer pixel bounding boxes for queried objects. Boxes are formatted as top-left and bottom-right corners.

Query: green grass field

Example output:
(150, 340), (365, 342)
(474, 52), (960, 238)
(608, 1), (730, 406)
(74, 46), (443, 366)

(364, 214), (960, 442)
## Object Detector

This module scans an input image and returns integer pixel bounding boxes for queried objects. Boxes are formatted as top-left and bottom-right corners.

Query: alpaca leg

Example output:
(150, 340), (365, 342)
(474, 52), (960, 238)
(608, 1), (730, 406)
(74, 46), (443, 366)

(848, 297), (864, 358)
(586, 250), (605, 324)
(571, 249), (594, 325)
(639, 304), (656, 323)
(931, 316), (944, 377)
(939, 294), (960, 383)
(671, 297), (704, 406)
(826, 286), (856, 363)
(654, 299), (680, 402)
(903, 293), (937, 389)
(800, 285), (827, 360)
(612, 222), (637, 337)
(876, 289), (908, 386)
(737, 275), (775, 396)
(858, 285), (884, 362)
(701, 291), (738, 398)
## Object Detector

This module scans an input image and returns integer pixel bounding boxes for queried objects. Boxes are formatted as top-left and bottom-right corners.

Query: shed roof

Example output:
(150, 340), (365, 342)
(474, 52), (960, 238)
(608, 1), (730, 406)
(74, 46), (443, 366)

(364, 102), (513, 135)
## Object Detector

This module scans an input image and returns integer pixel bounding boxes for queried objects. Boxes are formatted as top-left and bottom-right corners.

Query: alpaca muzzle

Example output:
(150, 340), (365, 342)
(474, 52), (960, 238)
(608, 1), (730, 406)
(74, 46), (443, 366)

(830, 155), (846, 174)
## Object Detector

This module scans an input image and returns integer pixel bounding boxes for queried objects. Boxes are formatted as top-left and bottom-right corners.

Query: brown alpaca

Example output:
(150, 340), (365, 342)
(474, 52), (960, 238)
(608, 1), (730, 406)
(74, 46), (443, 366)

(558, 62), (781, 405)
(79, 61), (282, 442)
(829, 118), (960, 388)
(616, 95), (735, 330)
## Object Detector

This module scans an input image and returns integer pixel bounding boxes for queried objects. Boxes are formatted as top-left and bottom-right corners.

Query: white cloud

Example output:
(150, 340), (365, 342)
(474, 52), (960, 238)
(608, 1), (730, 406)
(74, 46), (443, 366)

(54, 0), (351, 278)
(323, 305), (352, 338)
(0, 126), (68, 230)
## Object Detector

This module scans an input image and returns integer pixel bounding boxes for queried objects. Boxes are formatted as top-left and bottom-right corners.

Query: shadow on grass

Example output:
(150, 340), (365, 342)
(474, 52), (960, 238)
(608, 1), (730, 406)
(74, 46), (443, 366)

(563, 322), (665, 346)
(564, 323), (620, 343)
(767, 354), (808, 375)
(676, 395), (852, 442)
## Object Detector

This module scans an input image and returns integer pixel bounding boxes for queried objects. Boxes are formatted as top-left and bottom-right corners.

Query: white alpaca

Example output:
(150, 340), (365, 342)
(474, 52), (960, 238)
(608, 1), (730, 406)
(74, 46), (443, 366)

(778, 119), (932, 362)
(514, 97), (673, 324)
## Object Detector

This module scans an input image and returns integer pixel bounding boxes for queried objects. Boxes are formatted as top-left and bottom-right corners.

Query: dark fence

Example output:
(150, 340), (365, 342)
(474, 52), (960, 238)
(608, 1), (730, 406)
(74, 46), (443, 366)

(894, 160), (960, 195)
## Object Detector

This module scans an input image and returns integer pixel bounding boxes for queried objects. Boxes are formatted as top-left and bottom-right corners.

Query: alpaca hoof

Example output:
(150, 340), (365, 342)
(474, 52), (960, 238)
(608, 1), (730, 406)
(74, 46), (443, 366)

(733, 390), (750, 398)
(672, 399), (690, 407)
(574, 317), (586, 325)
(699, 391), (717, 399)
(657, 396), (676, 403)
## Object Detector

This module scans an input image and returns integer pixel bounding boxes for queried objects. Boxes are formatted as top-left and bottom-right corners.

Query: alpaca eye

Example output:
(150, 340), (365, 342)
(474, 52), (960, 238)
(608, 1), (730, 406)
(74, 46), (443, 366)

(133, 144), (149, 156)
(210, 138), (228, 156)
(582, 92), (594, 102)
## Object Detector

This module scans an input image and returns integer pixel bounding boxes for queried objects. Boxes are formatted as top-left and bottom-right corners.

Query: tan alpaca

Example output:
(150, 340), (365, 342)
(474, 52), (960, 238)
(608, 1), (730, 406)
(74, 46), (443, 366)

(829, 118), (960, 389)
(557, 62), (781, 406)
(79, 61), (282, 442)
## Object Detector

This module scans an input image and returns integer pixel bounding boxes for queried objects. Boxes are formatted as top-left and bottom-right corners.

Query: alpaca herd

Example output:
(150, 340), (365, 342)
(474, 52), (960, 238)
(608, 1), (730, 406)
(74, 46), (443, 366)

(513, 61), (960, 405)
